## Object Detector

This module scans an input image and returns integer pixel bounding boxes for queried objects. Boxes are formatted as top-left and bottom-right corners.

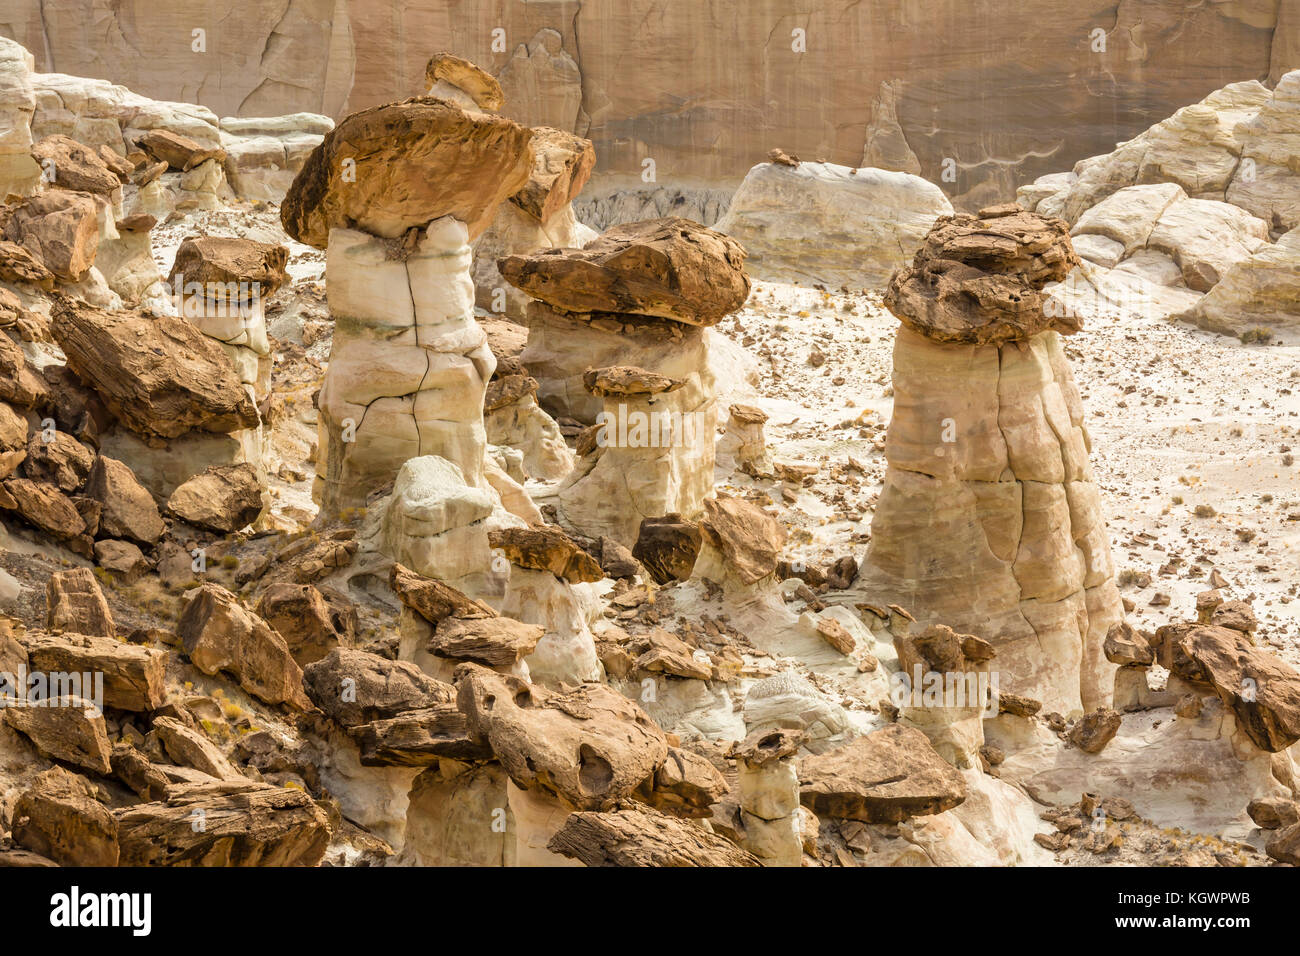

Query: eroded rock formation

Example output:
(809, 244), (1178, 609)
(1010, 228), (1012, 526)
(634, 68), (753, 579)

(860, 205), (1124, 715)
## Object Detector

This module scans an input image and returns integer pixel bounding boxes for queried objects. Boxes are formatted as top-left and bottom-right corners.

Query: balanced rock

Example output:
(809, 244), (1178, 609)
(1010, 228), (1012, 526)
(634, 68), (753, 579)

(457, 664), (668, 810)
(499, 217), (749, 326)
(487, 525), (603, 583)
(168, 235), (288, 301)
(861, 206), (1124, 715)
(883, 205), (1081, 345)
(798, 724), (967, 823)
(424, 52), (504, 111)
(281, 96), (532, 248)
(135, 128), (225, 171)
(510, 126), (596, 226)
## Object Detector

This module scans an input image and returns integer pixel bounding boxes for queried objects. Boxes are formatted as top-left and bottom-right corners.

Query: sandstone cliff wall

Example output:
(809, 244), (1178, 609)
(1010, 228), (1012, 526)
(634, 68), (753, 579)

(2, 0), (1297, 208)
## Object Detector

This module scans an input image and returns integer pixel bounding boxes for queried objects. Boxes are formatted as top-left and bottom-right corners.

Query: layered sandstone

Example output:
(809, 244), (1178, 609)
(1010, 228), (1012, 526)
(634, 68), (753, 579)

(860, 205), (1125, 716)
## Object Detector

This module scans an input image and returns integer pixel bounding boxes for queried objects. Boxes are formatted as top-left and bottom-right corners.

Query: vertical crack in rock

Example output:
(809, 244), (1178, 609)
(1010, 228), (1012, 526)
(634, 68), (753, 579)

(860, 203), (1123, 715)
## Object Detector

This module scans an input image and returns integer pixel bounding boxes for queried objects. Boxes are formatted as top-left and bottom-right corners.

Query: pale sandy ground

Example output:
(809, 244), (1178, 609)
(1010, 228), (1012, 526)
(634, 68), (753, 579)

(714, 278), (1300, 668)
(149, 204), (1300, 670)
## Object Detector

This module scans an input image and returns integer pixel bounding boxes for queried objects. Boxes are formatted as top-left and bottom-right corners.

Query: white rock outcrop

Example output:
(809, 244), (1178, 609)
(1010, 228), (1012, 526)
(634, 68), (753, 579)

(715, 160), (953, 287)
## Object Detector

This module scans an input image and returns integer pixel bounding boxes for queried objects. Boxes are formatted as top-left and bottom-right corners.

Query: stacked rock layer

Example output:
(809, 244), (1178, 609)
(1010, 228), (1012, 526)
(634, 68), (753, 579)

(861, 205), (1124, 716)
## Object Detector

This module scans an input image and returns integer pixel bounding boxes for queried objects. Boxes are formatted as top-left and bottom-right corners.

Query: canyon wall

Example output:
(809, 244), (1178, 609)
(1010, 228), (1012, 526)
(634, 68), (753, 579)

(2, 0), (1297, 209)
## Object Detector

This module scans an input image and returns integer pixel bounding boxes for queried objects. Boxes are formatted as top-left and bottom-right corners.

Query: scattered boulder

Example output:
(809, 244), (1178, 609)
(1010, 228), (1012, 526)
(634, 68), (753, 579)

(135, 128), (225, 171)
(22, 431), (93, 492)
(44, 567), (114, 638)
(114, 780), (329, 866)
(254, 583), (356, 667)
(165, 463), (264, 533)
(633, 515), (702, 584)
(83, 455), (165, 546)
(29, 134), (120, 195)
(1068, 709), (1123, 754)
(1247, 796), (1299, 830)
(301, 648), (453, 727)
(51, 301), (259, 440)
(0, 191), (100, 281)
(4, 696), (113, 774)
(798, 724), (967, 823)
(177, 584), (310, 710)
(11, 766), (118, 866)
(698, 494), (786, 585)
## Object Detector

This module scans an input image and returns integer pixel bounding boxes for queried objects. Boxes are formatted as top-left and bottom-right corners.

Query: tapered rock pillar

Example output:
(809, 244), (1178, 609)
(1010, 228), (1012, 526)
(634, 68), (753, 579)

(315, 218), (496, 514)
(860, 205), (1124, 716)
(280, 91), (533, 517)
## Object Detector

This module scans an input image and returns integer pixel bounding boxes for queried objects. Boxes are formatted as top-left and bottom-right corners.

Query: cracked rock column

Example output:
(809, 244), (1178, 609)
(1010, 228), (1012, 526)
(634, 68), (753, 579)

(860, 204), (1124, 716)
(280, 91), (533, 517)
(727, 728), (803, 867)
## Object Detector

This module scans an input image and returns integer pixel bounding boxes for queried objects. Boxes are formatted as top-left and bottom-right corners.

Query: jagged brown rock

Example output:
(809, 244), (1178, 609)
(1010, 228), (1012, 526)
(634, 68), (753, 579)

(0, 191), (100, 281)
(487, 525), (604, 583)
(426, 616), (544, 669)
(351, 703), (491, 766)
(499, 217), (750, 326)
(1158, 623), (1300, 752)
(12, 767), (119, 866)
(699, 494), (786, 584)
(301, 647), (454, 727)
(24, 630), (166, 712)
(165, 463), (264, 533)
(4, 696), (113, 774)
(457, 663), (668, 810)
(390, 563), (497, 623)
(177, 584), (310, 710)
(254, 583), (356, 667)
(798, 724), (967, 823)
(30, 135), (121, 195)
(632, 514), (701, 584)
(83, 455), (165, 546)
(44, 567), (114, 638)
(424, 52), (504, 110)
(281, 96), (533, 248)
(114, 780), (329, 866)
(51, 301), (259, 440)
(135, 128), (225, 171)
(547, 804), (760, 867)
(22, 431), (92, 492)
